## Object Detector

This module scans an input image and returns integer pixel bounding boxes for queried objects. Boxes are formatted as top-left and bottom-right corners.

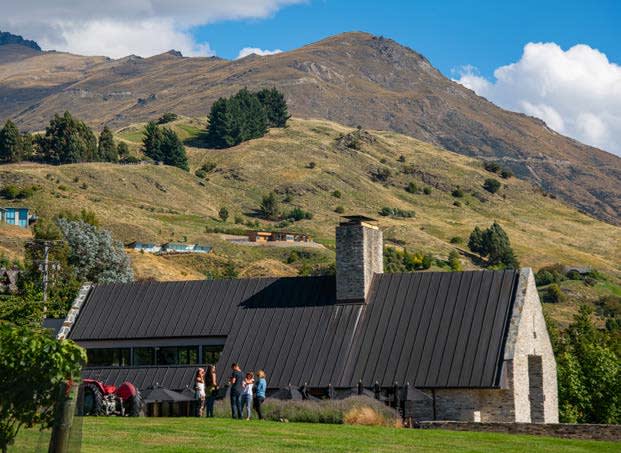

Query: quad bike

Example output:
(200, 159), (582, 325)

(79, 379), (144, 416)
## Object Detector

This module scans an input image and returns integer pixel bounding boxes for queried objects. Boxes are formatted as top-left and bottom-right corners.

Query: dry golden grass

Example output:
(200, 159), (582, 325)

(343, 406), (403, 428)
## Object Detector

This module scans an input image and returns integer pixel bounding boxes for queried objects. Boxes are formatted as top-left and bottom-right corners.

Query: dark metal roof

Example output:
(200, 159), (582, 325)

(71, 270), (519, 389)
(42, 318), (64, 336)
(82, 366), (197, 392)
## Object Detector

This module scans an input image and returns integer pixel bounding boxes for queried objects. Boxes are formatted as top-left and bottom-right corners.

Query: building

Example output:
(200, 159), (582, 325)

(59, 216), (558, 423)
(126, 242), (162, 253)
(160, 243), (212, 254)
(126, 242), (211, 254)
(0, 207), (34, 228)
(248, 231), (313, 243)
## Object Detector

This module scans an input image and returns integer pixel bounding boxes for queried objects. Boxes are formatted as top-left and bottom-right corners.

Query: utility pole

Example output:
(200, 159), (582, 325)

(26, 239), (62, 314)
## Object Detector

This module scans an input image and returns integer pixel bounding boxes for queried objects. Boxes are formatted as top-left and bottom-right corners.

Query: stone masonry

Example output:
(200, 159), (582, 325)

(335, 218), (383, 302)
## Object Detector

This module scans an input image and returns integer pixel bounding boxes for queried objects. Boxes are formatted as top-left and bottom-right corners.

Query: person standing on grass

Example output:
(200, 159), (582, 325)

(241, 372), (255, 420)
(194, 368), (206, 417)
(206, 364), (218, 417)
(229, 363), (244, 419)
(253, 370), (267, 420)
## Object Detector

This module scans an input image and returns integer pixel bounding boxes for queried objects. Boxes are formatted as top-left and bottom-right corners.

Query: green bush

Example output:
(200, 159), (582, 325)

(544, 284), (566, 303)
(307, 161), (316, 169)
(0, 185), (37, 199)
(285, 207), (313, 221)
(451, 188), (464, 198)
(370, 167), (392, 183)
(397, 155), (406, 163)
(484, 161), (501, 173)
(500, 169), (513, 179)
(334, 206), (345, 214)
(453, 200), (462, 207)
(449, 236), (462, 244)
(405, 182), (417, 193)
(483, 178), (501, 194)
(157, 112), (178, 124)
(332, 190), (341, 198)
(379, 207), (414, 218)
(423, 187), (432, 195)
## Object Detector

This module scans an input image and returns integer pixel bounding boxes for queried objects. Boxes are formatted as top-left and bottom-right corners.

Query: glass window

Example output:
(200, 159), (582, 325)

(156, 347), (177, 365)
(133, 347), (155, 366)
(202, 345), (223, 365)
(178, 346), (199, 365)
(87, 348), (130, 367)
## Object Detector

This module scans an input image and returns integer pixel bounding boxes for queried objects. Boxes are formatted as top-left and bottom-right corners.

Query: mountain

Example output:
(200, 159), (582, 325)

(0, 31), (41, 51)
(0, 32), (619, 224)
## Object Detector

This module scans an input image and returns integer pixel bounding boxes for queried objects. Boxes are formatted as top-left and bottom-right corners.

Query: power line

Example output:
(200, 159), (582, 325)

(25, 239), (63, 314)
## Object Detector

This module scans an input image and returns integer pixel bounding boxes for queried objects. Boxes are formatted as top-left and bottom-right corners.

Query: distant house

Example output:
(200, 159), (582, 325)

(126, 242), (162, 253)
(0, 207), (34, 228)
(160, 243), (212, 254)
(126, 242), (211, 254)
(248, 231), (313, 243)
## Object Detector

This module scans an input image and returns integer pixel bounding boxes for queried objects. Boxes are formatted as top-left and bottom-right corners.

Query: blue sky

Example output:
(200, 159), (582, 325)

(194, 0), (620, 78)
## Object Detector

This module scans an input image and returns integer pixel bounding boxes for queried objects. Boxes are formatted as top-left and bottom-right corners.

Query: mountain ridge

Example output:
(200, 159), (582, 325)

(0, 31), (619, 224)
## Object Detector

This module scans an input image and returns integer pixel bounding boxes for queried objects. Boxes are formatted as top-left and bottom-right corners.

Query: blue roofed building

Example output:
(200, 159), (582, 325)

(0, 207), (34, 228)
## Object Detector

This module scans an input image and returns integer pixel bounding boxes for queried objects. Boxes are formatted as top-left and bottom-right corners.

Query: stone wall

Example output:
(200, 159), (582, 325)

(418, 421), (621, 441)
(335, 221), (382, 301)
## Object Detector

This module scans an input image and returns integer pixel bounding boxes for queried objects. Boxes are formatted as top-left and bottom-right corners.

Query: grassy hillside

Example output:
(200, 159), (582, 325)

(12, 417), (617, 453)
(1, 117), (619, 322)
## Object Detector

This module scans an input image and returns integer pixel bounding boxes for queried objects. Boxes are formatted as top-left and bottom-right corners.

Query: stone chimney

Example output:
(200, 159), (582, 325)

(336, 215), (383, 302)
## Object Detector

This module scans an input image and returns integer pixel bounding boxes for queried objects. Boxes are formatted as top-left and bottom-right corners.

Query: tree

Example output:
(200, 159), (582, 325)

(98, 126), (118, 162)
(117, 142), (129, 160)
(0, 120), (22, 163)
(483, 178), (501, 194)
(229, 88), (267, 142)
(0, 322), (85, 453)
(159, 128), (189, 171)
(38, 112), (97, 164)
(206, 97), (238, 148)
(56, 219), (133, 284)
(468, 222), (519, 268)
(219, 207), (229, 222)
(20, 132), (34, 160)
(259, 192), (279, 220)
(448, 250), (462, 271)
(256, 87), (290, 128)
(142, 121), (164, 161)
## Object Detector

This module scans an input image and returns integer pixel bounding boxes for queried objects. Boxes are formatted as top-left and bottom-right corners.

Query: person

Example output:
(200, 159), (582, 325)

(229, 363), (244, 419)
(241, 372), (254, 420)
(205, 364), (218, 418)
(194, 368), (206, 417)
(253, 369), (267, 420)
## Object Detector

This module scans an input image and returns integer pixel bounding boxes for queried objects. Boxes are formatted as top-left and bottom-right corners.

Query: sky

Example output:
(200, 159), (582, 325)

(1, 0), (620, 155)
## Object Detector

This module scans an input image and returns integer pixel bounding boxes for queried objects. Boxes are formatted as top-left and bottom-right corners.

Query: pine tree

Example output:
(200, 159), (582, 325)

(159, 128), (189, 171)
(0, 120), (22, 162)
(468, 226), (485, 255)
(117, 142), (129, 160)
(98, 126), (118, 162)
(229, 88), (267, 141)
(259, 192), (279, 220)
(468, 222), (519, 268)
(207, 97), (239, 148)
(20, 132), (34, 160)
(257, 87), (290, 127)
(142, 121), (164, 161)
(38, 112), (97, 164)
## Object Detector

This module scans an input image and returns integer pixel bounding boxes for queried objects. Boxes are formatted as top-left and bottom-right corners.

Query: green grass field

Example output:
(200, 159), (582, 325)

(10, 418), (617, 453)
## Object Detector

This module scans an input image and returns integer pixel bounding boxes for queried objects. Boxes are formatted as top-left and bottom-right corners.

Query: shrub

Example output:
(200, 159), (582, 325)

(332, 190), (341, 198)
(370, 167), (392, 183)
(448, 250), (462, 271)
(453, 200), (462, 207)
(378, 207), (414, 218)
(334, 206), (345, 214)
(544, 283), (566, 303)
(468, 222), (518, 268)
(484, 161), (501, 173)
(218, 207), (229, 222)
(307, 161), (316, 169)
(450, 236), (463, 244)
(423, 187), (432, 195)
(451, 188), (464, 198)
(234, 215), (244, 224)
(285, 207), (313, 221)
(0, 185), (37, 199)
(500, 169), (513, 179)
(157, 112), (178, 124)
(535, 264), (566, 286)
(405, 182), (417, 193)
(397, 155), (406, 163)
(259, 192), (279, 220)
(483, 178), (501, 194)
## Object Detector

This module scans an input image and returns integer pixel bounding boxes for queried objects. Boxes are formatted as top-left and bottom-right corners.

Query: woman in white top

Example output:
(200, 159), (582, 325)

(195, 368), (206, 417)
(241, 372), (254, 420)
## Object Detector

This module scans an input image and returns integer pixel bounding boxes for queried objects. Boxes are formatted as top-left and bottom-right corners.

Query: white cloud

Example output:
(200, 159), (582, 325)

(236, 47), (282, 59)
(0, 1), (303, 58)
(454, 43), (621, 156)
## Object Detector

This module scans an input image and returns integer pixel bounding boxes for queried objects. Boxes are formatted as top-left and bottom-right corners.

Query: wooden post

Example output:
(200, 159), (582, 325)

(48, 381), (79, 453)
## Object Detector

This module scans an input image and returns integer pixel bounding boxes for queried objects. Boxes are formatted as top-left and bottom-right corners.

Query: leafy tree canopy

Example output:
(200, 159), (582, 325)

(37, 112), (97, 164)
(98, 126), (118, 163)
(0, 120), (23, 163)
(468, 222), (518, 268)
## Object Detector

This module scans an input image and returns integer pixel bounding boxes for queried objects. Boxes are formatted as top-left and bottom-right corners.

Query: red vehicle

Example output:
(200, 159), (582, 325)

(80, 379), (143, 416)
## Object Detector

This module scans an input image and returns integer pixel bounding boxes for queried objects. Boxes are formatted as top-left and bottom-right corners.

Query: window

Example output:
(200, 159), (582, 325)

(202, 345), (223, 365)
(5, 210), (15, 225)
(87, 348), (131, 367)
(156, 346), (199, 365)
(178, 346), (199, 365)
(133, 347), (155, 366)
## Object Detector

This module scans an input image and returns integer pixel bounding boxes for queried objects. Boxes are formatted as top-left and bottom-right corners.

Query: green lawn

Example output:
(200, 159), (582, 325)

(11, 417), (617, 453)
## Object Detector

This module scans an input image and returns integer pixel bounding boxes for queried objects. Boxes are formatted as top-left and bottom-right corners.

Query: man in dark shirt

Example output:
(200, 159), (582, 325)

(229, 363), (244, 419)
